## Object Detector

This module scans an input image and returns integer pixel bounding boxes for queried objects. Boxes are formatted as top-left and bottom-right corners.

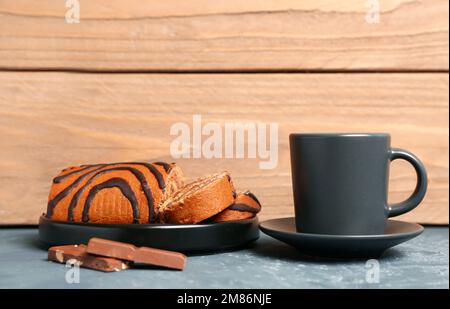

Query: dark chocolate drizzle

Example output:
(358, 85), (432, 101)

(47, 165), (108, 217)
(61, 166), (75, 172)
(226, 191), (261, 213)
(53, 164), (102, 183)
(153, 162), (172, 173)
(243, 191), (261, 207)
(47, 162), (165, 223)
(82, 178), (139, 223)
(67, 166), (155, 223)
(53, 162), (165, 189)
(228, 203), (260, 213)
(122, 162), (166, 190)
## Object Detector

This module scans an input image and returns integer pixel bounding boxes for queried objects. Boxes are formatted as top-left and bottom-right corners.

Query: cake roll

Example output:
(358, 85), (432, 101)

(46, 161), (184, 224)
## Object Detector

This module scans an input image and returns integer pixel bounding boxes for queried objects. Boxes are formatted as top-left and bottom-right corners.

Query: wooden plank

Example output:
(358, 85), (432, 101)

(0, 0), (448, 71)
(0, 72), (448, 224)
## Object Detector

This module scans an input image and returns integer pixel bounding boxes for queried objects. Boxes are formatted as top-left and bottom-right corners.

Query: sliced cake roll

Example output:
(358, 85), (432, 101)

(159, 172), (235, 224)
(211, 191), (261, 222)
(46, 162), (184, 224)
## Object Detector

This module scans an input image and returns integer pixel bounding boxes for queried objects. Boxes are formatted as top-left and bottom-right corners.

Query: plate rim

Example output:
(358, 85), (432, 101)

(39, 214), (257, 229)
(39, 215), (260, 253)
(259, 216), (424, 240)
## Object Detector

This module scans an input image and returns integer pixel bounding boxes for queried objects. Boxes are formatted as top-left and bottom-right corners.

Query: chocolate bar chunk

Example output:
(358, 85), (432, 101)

(48, 244), (128, 272)
(86, 238), (187, 270)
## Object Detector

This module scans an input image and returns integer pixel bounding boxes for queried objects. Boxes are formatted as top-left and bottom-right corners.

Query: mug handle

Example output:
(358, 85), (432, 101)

(387, 148), (428, 217)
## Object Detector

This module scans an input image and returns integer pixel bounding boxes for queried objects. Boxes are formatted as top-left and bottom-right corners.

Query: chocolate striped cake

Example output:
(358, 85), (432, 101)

(46, 162), (183, 224)
(45, 162), (261, 224)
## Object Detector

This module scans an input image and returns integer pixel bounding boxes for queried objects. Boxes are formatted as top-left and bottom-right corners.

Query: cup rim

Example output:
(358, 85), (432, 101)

(289, 133), (390, 138)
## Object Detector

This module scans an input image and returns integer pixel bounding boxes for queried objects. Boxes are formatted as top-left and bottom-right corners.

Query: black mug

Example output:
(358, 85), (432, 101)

(289, 133), (428, 235)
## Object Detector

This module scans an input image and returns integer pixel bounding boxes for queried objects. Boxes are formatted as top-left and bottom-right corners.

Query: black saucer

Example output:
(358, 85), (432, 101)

(39, 215), (259, 254)
(259, 217), (423, 258)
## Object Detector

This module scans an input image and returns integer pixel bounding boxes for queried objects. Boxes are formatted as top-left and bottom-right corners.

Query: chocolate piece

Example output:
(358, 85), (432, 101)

(87, 238), (186, 270)
(48, 244), (128, 272)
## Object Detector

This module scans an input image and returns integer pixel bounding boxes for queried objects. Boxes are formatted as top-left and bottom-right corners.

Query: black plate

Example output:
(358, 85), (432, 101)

(39, 215), (259, 254)
(259, 217), (423, 258)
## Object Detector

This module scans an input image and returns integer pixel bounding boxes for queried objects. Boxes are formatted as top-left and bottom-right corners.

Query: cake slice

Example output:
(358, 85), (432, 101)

(158, 172), (235, 224)
(211, 191), (261, 222)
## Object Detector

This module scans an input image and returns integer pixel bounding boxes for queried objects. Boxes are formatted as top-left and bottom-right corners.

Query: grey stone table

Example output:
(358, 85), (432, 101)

(0, 227), (448, 289)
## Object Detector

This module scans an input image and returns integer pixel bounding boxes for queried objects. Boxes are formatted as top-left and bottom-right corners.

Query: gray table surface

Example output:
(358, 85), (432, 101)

(0, 227), (448, 289)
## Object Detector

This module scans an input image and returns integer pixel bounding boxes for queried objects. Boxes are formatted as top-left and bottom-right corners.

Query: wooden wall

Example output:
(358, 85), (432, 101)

(0, 0), (448, 224)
